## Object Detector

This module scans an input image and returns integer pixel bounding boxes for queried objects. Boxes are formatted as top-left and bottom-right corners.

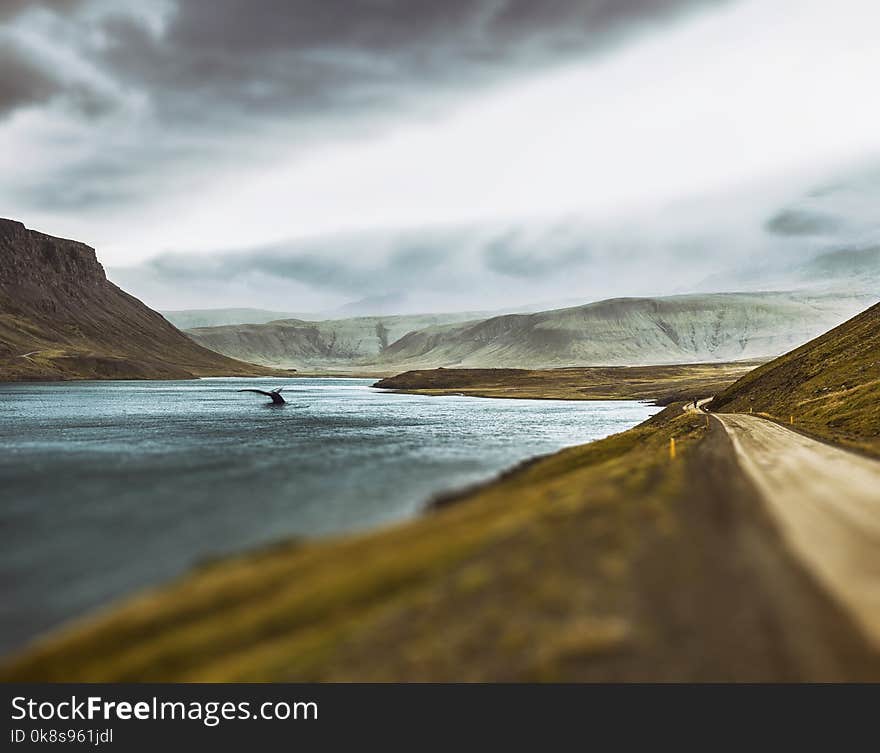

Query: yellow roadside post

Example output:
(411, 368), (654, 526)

(670, 437), (677, 460)
(790, 415), (794, 425)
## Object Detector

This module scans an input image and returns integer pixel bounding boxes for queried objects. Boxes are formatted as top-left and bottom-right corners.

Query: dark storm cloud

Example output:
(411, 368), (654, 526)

(128, 221), (597, 303)
(4, 0), (728, 129)
(15, 141), (212, 211)
(1, 16), (115, 118)
(484, 227), (592, 278)
(4, 0), (729, 215)
(0, 43), (62, 116)
(94, 0), (727, 124)
(139, 230), (471, 296)
(765, 168), (880, 239)
(387, 244), (448, 275)
(0, 0), (88, 20)
(765, 209), (844, 237)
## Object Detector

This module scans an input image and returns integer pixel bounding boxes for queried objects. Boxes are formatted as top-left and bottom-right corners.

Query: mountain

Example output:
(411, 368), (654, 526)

(0, 219), (286, 381)
(709, 302), (880, 455)
(185, 312), (486, 370)
(184, 291), (874, 371)
(374, 292), (875, 369)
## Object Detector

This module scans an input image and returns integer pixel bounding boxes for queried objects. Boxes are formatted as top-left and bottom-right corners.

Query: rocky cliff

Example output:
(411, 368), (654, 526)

(0, 219), (285, 381)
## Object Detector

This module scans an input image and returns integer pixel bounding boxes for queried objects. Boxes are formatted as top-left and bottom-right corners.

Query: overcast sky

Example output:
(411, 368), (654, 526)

(2, 0), (879, 313)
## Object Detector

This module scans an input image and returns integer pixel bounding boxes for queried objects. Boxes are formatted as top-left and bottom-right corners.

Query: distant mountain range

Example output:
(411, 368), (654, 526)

(0, 220), (285, 381)
(2, 218), (876, 379)
(184, 291), (877, 371)
(185, 312), (488, 370)
(161, 301), (556, 330)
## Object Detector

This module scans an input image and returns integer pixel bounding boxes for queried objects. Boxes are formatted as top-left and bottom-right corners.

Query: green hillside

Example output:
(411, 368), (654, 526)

(709, 303), (880, 456)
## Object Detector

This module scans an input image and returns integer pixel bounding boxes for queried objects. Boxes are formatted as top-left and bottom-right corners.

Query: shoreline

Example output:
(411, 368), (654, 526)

(0, 370), (384, 384)
(6, 334), (877, 680)
(0, 366), (732, 663)
(0, 367), (738, 659)
(372, 362), (761, 404)
(0, 386), (658, 663)
(375, 388), (666, 404)
(0, 380), (658, 659)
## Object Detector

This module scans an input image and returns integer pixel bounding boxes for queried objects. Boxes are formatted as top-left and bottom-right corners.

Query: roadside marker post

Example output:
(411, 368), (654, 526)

(670, 437), (676, 460)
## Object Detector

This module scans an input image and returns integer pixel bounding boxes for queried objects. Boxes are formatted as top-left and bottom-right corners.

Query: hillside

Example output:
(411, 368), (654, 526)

(709, 303), (880, 455)
(374, 362), (759, 404)
(375, 292), (874, 369)
(182, 292), (872, 372)
(0, 219), (287, 381)
(186, 312), (485, 370)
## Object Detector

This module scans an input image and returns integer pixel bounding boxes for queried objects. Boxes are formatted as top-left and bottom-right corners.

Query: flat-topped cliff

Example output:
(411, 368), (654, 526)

(0, 219), (286, 380)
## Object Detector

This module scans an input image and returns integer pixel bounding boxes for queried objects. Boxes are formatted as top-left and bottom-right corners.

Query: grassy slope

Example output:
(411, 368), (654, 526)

(374, 362), (760, 404)
(0, 339), (289, 382)
(0, 337), (289, 382)
(4, 406), (876, 681)
(709, 303), (880, 456)
(0, 282), (291, 381)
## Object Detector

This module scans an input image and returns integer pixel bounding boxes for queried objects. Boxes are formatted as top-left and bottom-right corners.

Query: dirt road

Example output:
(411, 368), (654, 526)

(714, 413), (880, 649)
(683, 397), (713, 413)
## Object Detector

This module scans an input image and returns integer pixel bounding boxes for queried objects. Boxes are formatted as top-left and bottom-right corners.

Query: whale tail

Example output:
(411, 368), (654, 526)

(238, 388), (286, 405)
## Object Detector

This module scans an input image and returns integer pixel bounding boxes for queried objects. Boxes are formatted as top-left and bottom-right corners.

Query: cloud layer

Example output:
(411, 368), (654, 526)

(2, 0), (879, 313)
(2, 1), (720, 121)
(2, 0), (722, 211)
(110, 163), (880, 312)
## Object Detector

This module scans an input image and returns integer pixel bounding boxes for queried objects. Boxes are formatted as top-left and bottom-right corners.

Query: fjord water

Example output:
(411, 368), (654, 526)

(0, 378), (657, 653)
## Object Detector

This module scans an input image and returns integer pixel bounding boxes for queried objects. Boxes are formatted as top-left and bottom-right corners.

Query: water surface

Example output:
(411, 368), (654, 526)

(0, 378), (658, 652)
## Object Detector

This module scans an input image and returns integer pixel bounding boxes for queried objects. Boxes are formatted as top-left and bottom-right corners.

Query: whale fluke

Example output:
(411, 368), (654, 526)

(238, 387), (286, 405)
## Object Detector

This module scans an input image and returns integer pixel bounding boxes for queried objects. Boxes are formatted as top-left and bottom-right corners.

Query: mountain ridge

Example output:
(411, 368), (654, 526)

(185, 312), (488, 370)
(0, 219), (287, 381)
(376, 291), (876, 369)
(183, 289), (875, 371)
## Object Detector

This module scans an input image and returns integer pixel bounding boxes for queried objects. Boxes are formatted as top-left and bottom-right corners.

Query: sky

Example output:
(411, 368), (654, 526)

(2, 0), (879, 313)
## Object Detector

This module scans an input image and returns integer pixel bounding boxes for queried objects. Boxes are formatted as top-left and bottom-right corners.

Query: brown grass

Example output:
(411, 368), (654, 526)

(710, 303), (880, 457)
(374, 362), (761, 404)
